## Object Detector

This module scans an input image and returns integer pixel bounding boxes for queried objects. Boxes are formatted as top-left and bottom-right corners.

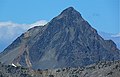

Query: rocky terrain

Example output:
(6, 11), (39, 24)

(0, 61), (120, 77)
(0, 7), (119, 70)
(0, 62), (31, 77)
(98, 32), (120, 49)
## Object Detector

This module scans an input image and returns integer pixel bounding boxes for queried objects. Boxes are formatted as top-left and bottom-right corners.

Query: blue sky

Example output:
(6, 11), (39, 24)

(0, 0), (119, 34)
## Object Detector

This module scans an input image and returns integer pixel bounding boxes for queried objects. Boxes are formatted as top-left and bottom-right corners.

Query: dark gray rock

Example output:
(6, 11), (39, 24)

(0, 7), (120, 69)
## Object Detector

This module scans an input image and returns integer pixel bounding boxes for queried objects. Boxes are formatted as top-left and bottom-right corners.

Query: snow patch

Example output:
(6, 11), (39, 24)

(11, 63), (17, 67)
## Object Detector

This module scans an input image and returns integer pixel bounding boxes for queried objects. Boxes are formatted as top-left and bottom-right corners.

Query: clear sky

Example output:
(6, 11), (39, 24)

(0, 0), (119, 34)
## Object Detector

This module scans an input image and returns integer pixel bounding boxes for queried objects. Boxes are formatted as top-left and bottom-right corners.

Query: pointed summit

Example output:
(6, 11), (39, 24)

(61, 7), (75, 13)
(0, 7), (119, 69)
(59, 7), (82, 19)
(52, 7), (84, 27)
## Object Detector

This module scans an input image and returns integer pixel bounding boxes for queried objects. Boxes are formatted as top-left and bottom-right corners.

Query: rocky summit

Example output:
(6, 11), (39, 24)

(0, 7), (120, 69)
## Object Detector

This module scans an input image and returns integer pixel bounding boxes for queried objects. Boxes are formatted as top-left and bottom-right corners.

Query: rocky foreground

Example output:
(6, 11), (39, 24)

(0, 60), (120, 77)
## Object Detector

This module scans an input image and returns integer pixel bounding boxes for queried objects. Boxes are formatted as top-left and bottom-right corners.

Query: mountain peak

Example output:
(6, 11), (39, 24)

(0, 7), (119, 69)
(59, 7), (82, 19)
(63, 7), (74, 12)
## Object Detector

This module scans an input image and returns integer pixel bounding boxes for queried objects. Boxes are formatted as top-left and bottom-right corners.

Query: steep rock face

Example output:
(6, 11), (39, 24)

(0, 7), (120, 69)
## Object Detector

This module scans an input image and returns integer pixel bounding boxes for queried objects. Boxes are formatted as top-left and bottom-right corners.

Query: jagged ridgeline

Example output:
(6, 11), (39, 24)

(0, 7), (120, 69)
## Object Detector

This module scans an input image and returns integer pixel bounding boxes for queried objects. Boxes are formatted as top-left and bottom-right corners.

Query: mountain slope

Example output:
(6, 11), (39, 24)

(98, 32), (120, 49)
(0, 7), (120, 69)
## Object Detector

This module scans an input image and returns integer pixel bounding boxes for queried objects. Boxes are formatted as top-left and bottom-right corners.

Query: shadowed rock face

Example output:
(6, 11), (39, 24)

(0, 7), (120, 69)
